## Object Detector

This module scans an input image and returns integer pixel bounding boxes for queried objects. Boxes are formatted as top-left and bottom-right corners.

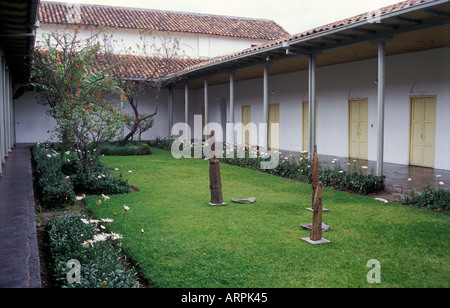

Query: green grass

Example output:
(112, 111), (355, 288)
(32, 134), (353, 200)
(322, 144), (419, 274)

(85, 148), (450, 288)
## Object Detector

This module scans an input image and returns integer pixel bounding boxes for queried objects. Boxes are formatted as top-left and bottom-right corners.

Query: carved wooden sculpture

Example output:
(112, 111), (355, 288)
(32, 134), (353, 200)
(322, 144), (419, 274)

(310, 182), (324, 241)
(209, 130), (225, 205)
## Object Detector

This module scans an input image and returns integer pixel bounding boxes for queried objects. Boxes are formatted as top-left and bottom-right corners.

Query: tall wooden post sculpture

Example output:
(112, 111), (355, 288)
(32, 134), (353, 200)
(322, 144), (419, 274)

(306, 146), (328, 212)
(311, 145), (319, 207)
(209, 130), (226, 206)
(301, 181), (331, 244)
(301, 146), (330, 244)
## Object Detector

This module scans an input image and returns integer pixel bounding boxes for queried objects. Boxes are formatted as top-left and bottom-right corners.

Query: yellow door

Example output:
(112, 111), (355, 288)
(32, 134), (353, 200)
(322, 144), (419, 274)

(241, 105), (251, 145)
(302, 101), (317, 153)
(349, 99), (368, 159)
(268, 103), (280, 150)
(302, 102), (309, 152)
(410, 96), (436, 168)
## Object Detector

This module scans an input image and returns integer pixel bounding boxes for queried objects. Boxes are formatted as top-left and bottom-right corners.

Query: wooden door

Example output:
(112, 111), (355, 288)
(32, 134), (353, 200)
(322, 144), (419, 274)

(302, 101), (309, 152)
(348, 99), (368, 159)
(268, 103), (280, 150)
(410, 96), (436, 168)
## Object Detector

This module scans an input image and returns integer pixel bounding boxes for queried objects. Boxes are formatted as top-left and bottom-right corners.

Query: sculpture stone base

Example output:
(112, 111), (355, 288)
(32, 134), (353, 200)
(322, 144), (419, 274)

(301, 237), (331, 245)
(300, 222), (330, 232)
(306, 207), (329, 212)
(209, 202), (227, 206)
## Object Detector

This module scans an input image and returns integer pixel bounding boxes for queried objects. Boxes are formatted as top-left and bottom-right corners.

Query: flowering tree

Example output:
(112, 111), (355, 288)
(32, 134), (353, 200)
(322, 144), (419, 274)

(101, 30), (186, 146)
(16, 25), (125, 175)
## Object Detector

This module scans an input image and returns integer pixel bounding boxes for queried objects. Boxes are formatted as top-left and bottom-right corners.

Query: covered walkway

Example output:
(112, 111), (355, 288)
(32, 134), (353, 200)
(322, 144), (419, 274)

(0, 144), (40, 288)
(317, 153), (450, 200)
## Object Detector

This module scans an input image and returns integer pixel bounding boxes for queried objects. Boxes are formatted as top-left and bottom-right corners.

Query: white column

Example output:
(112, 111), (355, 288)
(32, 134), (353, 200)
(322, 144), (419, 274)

(308, 54), (317, 158)
(204, 79), (209, 137)
(168, 86), (173, 138)
(5, 68), (11, 152)
(228, 72), (235, 147)
(184, 83), (190, 143)
(0, 57), (4, 175)
(376, 41), (386, 177)
(262, 64), (269, 148)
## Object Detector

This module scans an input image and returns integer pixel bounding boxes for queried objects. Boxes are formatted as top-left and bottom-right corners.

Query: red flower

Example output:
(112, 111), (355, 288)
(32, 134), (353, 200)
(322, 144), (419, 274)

(76, 91), (80, 95)
(77, 83), (81, 87)
(47, 130), (50, 134)
(56, 59), (60, 63)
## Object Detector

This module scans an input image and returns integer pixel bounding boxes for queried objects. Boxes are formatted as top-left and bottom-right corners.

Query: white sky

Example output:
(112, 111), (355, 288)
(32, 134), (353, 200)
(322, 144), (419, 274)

(43, 0), (405, 34)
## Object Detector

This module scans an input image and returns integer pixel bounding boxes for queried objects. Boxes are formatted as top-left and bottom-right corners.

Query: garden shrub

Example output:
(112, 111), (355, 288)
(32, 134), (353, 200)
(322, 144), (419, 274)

(151, 137), (174, 151)
(72, 172), (131, 195)
(32, 145), (75, 210)
(47, 215), (139, 288)
(100, 142), (152, 156)
(59, 146), (131, 195)
(402, 185), (450, 211)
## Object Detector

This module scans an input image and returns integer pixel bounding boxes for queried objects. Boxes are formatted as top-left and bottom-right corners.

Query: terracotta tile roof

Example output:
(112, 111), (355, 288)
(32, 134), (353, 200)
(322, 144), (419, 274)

(39, 1), (290, 40)
(90, 54), (207, 80)
(176, 0), (436, 75)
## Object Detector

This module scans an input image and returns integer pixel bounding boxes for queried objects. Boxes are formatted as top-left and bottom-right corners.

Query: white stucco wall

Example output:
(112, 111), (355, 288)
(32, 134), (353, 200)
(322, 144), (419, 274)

(37, 25), (268, 59)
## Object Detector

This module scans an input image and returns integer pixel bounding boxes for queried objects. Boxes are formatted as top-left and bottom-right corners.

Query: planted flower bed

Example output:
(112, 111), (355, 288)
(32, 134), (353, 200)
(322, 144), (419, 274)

(47, 214), (139, 288)
(32, 143), (131, 210)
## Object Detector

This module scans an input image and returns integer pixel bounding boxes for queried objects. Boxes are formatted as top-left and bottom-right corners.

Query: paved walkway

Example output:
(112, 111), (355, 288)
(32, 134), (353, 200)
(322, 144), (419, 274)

(281, 150), (450, 201)
(0, 144), (40, 288)
(316, 154), (449, 192)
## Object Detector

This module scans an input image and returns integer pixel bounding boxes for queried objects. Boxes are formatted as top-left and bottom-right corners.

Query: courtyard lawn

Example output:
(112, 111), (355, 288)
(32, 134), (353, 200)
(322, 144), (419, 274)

(86, 148), (449, 288)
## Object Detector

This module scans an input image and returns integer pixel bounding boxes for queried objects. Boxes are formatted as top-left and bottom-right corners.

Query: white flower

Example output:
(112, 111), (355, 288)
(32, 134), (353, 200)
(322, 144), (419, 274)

(47, 154), (52, 158)
(102, 194), (110, 201)
(141, 229), (144, 234)
(361, 166), (368, 169)
(439, 181), (444, 186)
(101, 218), (114, 223)
(124, 205), (130, 212)
(80, 218), (90, 225)
(115, 168), (119, 171)
(110, 232), (123, 240)
(338, 170), (344, 174)
(82, 239), (95, 248)
(374, 198), (389, 204)
(408, 178), (412, 182)
(128, 170), (133, 173)
(76, 196), (84, 201)
(93, 233), (108, 242)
